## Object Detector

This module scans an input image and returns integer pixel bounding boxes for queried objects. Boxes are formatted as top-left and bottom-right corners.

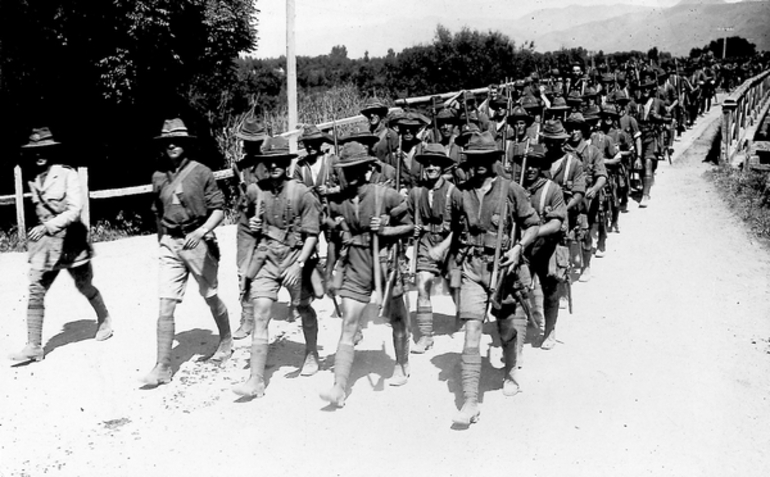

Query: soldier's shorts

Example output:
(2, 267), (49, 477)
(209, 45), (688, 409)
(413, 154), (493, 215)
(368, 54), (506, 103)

(159, 234), (220, 301)
(339, 245), (390, 304)
(458, 278), (489, 322)
(415, 234), (446, 275)
(249, 243), (313, 305)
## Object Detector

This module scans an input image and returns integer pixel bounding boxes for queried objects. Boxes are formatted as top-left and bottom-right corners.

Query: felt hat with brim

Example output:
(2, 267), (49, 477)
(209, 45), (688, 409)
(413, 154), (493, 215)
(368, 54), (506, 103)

(582, 105), (601, 121)
(547, 96), (570, 111)
(21, 127), (61, 149)
(640, 79), (657, 89)
(235, 117), (268, 142)
(601, 73), (615, 83)
(335, 142), (378, 168)
(581, 87), (598, 99)
(435, 108), (459, 124)
(252, 136), (298, 161)
(339, 126), (379, 147)
(461, 131), (502, 158)
(394, 111), (430, 130)
(360, 101), (389, 117)
(566, 91), (583, 107)
(520, 94), (541, 111)
(155, 118), (196, 140)
(566, 112), (587, 126)
(507, 105), (534, 126)
(415, 143), (455, 168)
(489, 97), (508, 111)
(540, 120), (570, 141)
(601, 104), (620, 118)
(299, 125), (333, 145)
(455, 123), (480, 147)
(612, 90), (631, 104)
(515, 144), (549, 168)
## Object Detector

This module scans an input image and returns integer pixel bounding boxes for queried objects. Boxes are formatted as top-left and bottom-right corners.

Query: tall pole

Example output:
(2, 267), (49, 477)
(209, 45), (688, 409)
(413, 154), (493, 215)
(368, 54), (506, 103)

(286, 0), (298, 153)
(717, 27), (734, 60)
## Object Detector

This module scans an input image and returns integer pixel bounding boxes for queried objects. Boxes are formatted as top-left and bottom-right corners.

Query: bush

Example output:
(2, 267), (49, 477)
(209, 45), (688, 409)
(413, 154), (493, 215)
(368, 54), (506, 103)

(708, 164), (770, 239)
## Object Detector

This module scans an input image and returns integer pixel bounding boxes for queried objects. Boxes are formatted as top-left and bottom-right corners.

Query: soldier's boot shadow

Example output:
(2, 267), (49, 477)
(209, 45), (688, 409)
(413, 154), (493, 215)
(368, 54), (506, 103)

(319, 346), (393, 411)
(42, 319), (95, 358)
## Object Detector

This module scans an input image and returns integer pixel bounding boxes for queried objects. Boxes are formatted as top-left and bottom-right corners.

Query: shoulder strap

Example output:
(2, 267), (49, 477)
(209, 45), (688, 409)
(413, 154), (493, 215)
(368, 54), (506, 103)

(539, 181), (551, 216)
(374, 183), (384, 216)
(443, 182), (455, 231)
(563, 155), (573, 186)
(168, 161), (199, 192)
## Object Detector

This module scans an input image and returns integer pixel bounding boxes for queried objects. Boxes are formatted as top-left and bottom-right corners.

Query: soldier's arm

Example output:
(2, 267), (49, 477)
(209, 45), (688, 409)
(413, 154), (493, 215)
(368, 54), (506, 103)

(376, 189), (412, 237)
(568, 164), (586, 210)
(41, 167), (84, 235)
(537, 183), (567, 238)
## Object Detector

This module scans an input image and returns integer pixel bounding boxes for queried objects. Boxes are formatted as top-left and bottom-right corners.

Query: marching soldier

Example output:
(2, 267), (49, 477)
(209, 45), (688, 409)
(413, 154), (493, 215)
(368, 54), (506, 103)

(391, 112), (431, 192)
(407, 144), (457, 353)
(233, 117), (268, 340)
(294, 125), (338, 197)
(563, 113), (607, 281)
(142, 119), (231, 386)
(602, 104), (633, 231)
(232, 136), (323, 398)
(504, 105), (534, 178)
(518, 145), (567, 351)
(320, 142), (413, 408)
(10, 128), (113, 363)
(361, 100), (398, 164)
(614, 92), (643, 195)
(450, 131), (540, 426)
(586, 104), (620, 254)
(633, 78), (670, 207)
(339, 127), (397, 186)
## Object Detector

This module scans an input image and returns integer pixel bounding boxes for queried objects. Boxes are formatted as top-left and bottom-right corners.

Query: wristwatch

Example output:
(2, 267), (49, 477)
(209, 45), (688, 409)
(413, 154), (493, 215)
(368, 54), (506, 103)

(296, 260), (305, 269)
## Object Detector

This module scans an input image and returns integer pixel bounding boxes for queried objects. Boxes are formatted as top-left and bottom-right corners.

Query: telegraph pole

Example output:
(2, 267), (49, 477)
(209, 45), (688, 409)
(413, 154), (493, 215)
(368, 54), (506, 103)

(286, 0), (298, 152)
(717, 26), (734, 59)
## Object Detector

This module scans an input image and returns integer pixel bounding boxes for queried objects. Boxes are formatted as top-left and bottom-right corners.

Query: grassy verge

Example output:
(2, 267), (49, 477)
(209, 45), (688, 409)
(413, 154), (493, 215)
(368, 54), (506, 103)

(707, 164), (770, 240)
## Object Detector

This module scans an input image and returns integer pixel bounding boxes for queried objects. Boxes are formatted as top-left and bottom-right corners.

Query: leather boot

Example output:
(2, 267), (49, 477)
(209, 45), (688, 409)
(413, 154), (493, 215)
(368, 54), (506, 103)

(388, 329), (410, 386)
(11, 299), (46, 362)
(299, 305), (319, 376)
(320, 343), (354, 407)
(499, 318), (521, 397)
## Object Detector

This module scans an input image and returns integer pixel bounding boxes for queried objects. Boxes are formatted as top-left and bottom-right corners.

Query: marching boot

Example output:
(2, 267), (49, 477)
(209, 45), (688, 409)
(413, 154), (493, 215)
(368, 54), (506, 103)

(232, 337), (268, 398)
(233, 299), (254, 340)
(89, 291), (113, 341)
(387, 329), (410, 386)
(208, 297), (233, 364)
(452, 348), (481, 426)
(320, 343), (355, 407)
(10, 290), (46, 362)
(499, 317), (522, 397)
(299, 305), (319, 376)
(411, 307), (434, 354)
(141, 316), (174, 386)
(579, 250), (592, 282)
(540, 329), (557, 350)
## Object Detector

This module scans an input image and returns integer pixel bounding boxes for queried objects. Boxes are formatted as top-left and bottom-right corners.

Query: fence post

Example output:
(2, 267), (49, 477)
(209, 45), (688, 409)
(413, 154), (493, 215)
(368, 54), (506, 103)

(78, 167), (90, 230)
(14, 165), (27, 242)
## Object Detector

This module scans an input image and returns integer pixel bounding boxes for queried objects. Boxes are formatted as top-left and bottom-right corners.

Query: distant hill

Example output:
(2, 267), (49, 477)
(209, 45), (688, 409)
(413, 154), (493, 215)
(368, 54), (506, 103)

(528, 0), (770, 55)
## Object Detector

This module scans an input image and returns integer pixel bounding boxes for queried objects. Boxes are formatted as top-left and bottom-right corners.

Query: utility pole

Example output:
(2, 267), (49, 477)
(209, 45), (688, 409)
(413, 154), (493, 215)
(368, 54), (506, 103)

(717, 27), (734, 59)
(286, 0), (298, 152)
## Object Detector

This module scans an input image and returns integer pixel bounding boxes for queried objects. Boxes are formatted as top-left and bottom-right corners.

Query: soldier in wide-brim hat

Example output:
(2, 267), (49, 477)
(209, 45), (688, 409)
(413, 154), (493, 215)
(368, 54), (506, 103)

(10, 127), (114, 364)
(232, 133), (323, 398)
(142, 118), (232, 387)
(450, 128), (541, 427)
(408, 143), (460, 353)
(320, 140), (413, 408)
(232, 116), (269, 340)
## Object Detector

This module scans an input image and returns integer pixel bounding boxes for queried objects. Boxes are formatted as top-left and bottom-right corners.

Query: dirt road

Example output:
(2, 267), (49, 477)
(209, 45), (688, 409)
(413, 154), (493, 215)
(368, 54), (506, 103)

(2, 103), (770, 476)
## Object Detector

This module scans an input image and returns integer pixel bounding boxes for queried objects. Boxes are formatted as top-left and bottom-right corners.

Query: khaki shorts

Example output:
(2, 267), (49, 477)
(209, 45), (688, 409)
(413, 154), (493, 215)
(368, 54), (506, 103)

(159, 234), (220, 301)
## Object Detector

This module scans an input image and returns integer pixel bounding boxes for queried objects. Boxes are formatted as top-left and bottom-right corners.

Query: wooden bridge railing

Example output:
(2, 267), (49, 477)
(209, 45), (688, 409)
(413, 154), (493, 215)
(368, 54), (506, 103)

(721, 69), (770, 166)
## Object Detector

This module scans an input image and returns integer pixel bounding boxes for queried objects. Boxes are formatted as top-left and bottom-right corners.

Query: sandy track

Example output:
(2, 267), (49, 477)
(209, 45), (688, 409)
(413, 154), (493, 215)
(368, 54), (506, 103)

(2, 102), (770, 476)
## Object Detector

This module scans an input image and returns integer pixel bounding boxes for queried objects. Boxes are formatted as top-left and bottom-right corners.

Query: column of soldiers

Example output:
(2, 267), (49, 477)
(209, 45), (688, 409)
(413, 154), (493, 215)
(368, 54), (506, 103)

(10, 57), (728, 428)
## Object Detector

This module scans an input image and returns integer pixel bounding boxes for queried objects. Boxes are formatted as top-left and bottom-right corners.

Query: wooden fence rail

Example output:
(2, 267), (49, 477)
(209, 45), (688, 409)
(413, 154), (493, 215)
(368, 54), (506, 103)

(721, 69), (770, 166)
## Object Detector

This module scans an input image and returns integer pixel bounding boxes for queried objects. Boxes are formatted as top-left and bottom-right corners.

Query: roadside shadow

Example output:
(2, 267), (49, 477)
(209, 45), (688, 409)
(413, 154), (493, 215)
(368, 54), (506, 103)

(43, 319), (94, 357)
(265, 336), (315, 381)
(430, 351), (503, 409)
(431, 312), (459, 338)
(271, 301), (294, 323)
(170, 328), (219, 375)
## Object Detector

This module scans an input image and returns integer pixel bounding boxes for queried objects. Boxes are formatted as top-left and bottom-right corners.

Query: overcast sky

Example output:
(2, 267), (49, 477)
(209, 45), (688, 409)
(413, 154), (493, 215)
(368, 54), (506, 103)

(251, 0), (689, 58)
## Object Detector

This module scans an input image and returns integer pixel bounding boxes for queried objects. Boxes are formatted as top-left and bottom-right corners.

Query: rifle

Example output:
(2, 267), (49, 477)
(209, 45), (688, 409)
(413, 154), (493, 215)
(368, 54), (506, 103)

(487, 138), (536, 328)
(430, 95), (441, 143)
(502, 79), (513, 173)
(379, 134), (404, 318)
(372, 188), (383, 306)
(240, 188), (266, 298)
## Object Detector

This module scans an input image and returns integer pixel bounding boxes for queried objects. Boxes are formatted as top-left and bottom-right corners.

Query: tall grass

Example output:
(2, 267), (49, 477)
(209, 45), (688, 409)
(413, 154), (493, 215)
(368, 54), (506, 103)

(708, 164), (770, 240)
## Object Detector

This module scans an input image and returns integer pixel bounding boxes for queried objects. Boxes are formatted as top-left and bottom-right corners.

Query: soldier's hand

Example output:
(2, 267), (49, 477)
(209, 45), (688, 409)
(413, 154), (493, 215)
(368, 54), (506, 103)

(370, 215), (382, 233)
(634, 157), (642, 170)
(281, 262), (302, 288)
(28, 224), (46, 242)
(428, 244), (446, 262)
(325, 275), (338, 297)
(249, 216), (263, 233)
(499, 244), (522, 269)
(413, 224), (423, 238)
(316, 185), (329, 196)
(586, 188), (597, 200)
(183, 228), (206, 250)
